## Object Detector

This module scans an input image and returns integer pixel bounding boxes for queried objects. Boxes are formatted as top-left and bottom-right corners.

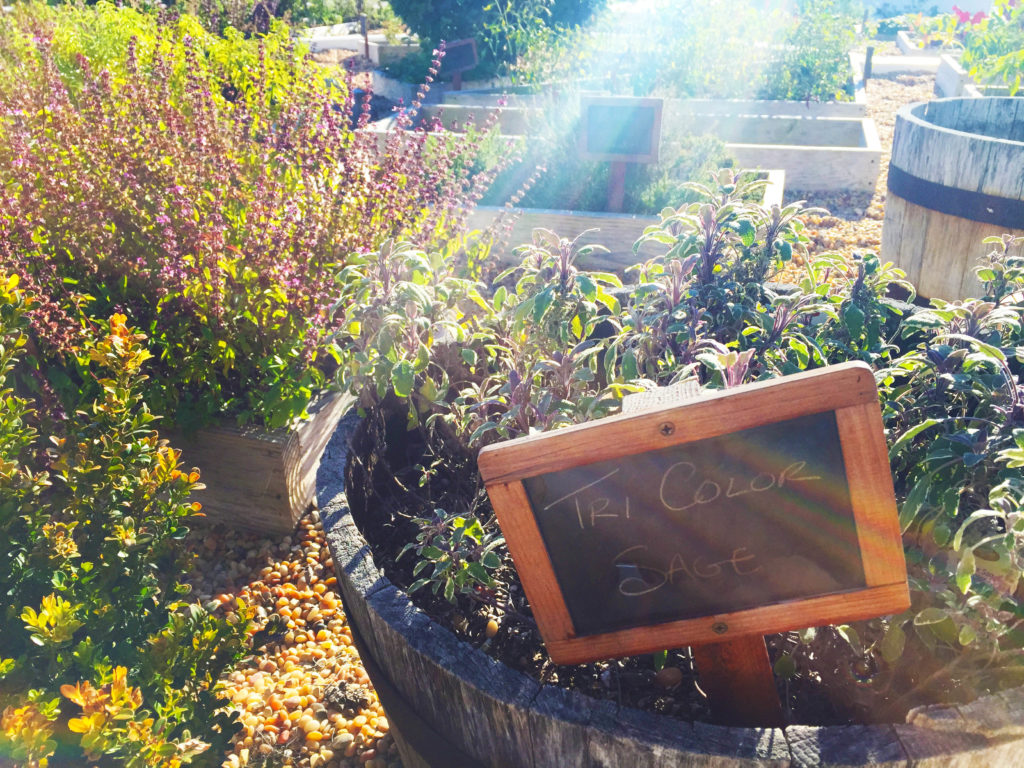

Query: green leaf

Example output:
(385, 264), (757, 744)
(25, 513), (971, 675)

(953, 509), (1002, 550)
(956, 549), (976, 594)
(914, 607), (948, 625)
(844, 304), (865, 339)
(420, 546), (444, 560)
(736, 219), (756, 247)
(958, 624), (977, 646)
(880, 623), (906, 663)
(481, 551), (501, 569)
(461, 348), (477, 366)
(575, 274), (597, 301)
(392, 360), (414, 398)
(465, 561), (493, 585)
(773, 653), (797, 679)
(533, 287), (555, 324)
(653, 649), (668, 672)
(899, 474), (931, 533)
(889, 418), (942, 459)
(836, 624), (862, 654)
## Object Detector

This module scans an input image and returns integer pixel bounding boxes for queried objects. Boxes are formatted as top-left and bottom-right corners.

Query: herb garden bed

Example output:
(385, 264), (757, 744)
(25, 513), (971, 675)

(466, 170), (786, 272)
(317, 408), (1024, 768)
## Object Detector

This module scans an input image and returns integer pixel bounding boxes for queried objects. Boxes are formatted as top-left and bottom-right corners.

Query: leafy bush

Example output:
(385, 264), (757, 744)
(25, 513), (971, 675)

(335, 172), (1024, 717)
(387, 0), (606, 78)
(0, 2), (504, 430)
(486, 0), (859, 100)
(0, 277), (254, 767)
(962, 0), (1024, 94)
(511, 0), (858, 102)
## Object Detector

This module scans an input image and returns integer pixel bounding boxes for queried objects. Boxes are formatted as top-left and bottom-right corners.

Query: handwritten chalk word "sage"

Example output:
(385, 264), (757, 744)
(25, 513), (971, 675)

(659, 461), (821, 513)
(613, 545), (762, 597)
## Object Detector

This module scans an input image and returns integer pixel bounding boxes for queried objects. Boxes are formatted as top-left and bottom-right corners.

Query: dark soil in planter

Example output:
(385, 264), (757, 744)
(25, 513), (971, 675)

(341, 399), (949, 729)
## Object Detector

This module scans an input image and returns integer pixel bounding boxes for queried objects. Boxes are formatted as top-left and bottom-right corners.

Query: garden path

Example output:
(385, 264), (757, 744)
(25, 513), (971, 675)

(780, 73), (936, 283)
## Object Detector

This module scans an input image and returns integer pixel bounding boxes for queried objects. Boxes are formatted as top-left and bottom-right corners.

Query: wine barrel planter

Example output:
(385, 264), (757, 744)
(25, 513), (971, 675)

(881, 98), (1024, 300)
(317, 409), (1024, 768)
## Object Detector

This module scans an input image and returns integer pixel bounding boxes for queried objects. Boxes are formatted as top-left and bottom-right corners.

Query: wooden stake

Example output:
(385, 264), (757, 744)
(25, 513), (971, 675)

(606, 160), (627, 212)
(691, 634), (784, 727)
(452, 71), (463, 91)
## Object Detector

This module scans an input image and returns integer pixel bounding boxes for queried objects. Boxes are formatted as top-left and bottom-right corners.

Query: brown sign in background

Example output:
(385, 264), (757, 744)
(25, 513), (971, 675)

(579, 95), (663, 164)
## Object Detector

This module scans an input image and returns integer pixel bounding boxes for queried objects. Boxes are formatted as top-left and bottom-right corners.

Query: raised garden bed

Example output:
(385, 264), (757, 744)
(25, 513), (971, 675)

(934, 53), (1024, 98)
(317, 407), (1024, 768)
(895, 30), (962, 59)
(442, 51), (868, 118)
(467, 170), (786, 272)
(170, 391), (354, 534)
(303, 26), (419, 67)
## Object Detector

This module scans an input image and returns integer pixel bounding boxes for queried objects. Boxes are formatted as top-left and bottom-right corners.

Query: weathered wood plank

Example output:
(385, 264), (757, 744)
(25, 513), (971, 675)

(786, 724), (908, 767)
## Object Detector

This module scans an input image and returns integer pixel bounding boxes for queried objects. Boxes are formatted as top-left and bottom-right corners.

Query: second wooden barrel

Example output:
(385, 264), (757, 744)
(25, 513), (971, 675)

(881, 98), (1024, 300)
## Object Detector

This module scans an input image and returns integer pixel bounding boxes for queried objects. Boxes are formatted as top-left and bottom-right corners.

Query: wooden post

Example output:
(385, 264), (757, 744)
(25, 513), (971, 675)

(452, 71), (463, 91)
(360, 13), (369, 59)
(691, 634), (784, 727)
(864, 46), (874, 89)
(606, 160), (627, 212)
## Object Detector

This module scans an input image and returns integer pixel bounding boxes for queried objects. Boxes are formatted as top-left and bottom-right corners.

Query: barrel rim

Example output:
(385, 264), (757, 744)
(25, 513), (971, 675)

(899, 97), (1024, 149)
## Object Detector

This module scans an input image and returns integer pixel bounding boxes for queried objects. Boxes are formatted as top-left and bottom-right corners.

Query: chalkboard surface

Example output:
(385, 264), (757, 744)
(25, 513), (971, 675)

(522, 411), (862, 636)
(586, 104), (655, 156)
(579, 96), (662, 163)
(439, 38), (478, 75)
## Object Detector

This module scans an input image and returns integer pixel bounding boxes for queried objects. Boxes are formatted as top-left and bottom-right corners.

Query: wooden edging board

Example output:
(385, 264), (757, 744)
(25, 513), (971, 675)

(478, 362), (909, 665)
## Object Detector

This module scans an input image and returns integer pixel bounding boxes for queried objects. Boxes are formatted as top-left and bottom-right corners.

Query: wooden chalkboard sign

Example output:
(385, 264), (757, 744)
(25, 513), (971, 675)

(439, 38), (478, 76)
(579, 95), (663, 164)
(478, 363), (908, 667)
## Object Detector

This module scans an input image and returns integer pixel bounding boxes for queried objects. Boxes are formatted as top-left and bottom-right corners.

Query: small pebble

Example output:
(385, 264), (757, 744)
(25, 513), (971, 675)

(186, 513), (389, 768)
(655, 666), (684, 689)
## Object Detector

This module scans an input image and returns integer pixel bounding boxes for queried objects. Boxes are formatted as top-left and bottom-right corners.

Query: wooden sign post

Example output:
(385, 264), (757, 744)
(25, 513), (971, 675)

(478, 363), (909, 726)
(579, 95), (663, 213)
(439, 38), (478, 91)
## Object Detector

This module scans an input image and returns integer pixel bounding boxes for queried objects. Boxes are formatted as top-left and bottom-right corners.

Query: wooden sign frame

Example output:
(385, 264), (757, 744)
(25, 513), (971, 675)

(438, 38), (479, 76)
(579, 95), (663, 164)
(478, 362), (909, 666)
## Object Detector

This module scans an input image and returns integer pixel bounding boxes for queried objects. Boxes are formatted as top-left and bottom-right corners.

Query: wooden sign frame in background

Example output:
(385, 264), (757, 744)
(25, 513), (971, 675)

(478, 362), (909, 666)
(579, 95), (663, 164)
(438, 38), (479, 76)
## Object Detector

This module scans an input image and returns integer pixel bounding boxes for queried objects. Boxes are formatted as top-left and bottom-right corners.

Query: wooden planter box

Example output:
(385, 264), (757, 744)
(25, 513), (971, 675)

(933, 54), (1022, 99)
(171, 391), (354, 534)
(443, 52), (868, 118)
(317, 410), (1024, 768)
(466, 170), (786, 272)
(896, 30), (962, 60)
(422, 90), (881, 193)
(303, 28), (419, 67)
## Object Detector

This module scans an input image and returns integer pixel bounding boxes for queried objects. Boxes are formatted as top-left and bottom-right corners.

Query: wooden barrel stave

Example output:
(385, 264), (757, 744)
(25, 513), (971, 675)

(882, 98), (1024, 301)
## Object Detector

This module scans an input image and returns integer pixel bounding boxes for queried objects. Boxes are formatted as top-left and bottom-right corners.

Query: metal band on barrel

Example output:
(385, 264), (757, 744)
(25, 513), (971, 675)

(887, 164), (1024, 230)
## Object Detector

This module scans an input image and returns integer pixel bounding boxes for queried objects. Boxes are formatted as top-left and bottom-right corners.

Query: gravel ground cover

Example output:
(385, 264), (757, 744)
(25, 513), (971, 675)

(188, 514), (399, 768)
(191, 71), (934, 768)
(780, 73), (935, 283)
